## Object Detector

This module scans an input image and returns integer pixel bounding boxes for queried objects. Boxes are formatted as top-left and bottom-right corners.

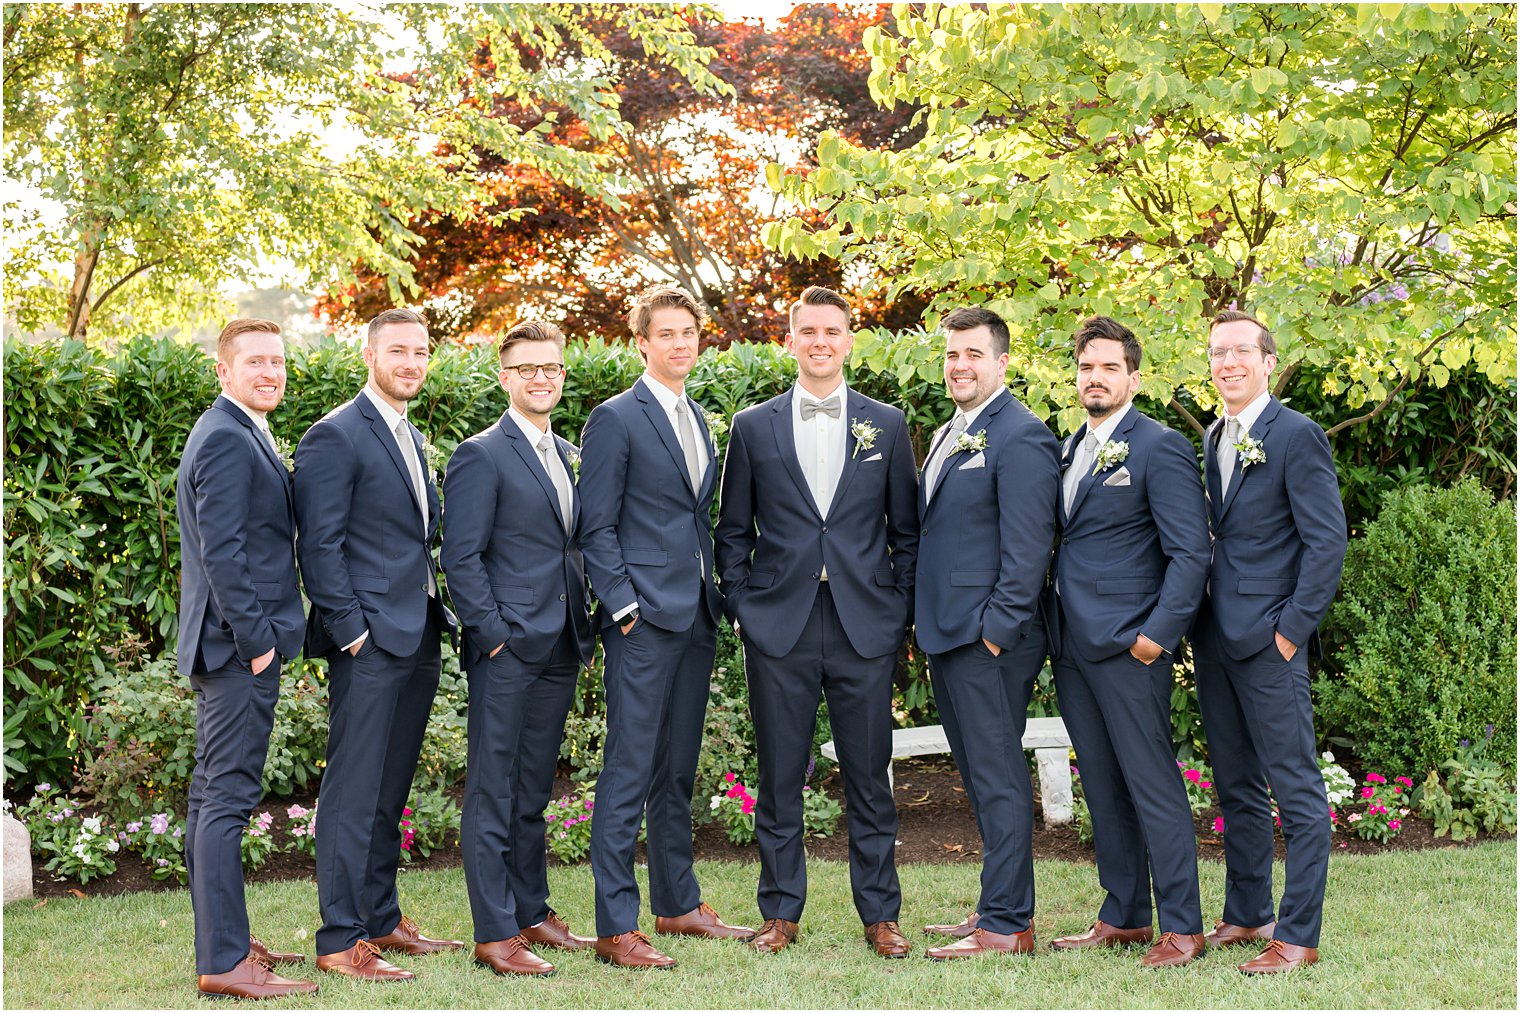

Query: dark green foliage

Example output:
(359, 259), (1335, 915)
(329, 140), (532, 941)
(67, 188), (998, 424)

(1316, 479), (1517, 777)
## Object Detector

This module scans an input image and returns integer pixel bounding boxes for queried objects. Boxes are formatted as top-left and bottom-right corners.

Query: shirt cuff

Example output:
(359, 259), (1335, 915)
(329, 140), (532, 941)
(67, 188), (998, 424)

(342, 629), (369, 653)
(612, 602), (638, 622)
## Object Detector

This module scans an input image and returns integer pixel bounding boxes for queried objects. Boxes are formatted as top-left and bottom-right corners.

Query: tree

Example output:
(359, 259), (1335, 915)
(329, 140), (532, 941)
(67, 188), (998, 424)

(765, 3), (1517, 434)
(317, 4), (928, 346)
(2, 2), (728, 339)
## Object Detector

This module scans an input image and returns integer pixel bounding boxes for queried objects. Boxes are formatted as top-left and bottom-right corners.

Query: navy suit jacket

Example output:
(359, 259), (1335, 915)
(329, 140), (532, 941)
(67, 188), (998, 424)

(914, 389), (1061, 655)
(440, 412), (595, 669)
(714, 388), (919, 659)
(1049, 407), (1209, 664)
(176, 395), (305, 675)
(578, 377), (723, 632)
(293, 392), (456, 658)
(1199, 396), (1347, 660)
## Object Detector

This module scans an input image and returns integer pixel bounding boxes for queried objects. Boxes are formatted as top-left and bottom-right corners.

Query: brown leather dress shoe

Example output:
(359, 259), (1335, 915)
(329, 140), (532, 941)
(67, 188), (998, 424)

(924, 912), (979, 938)
(1238, 939), (1319, 974)
(926, 926), (1035, 960)
(198, 955), (319, 1000)
(1204, 920), (1276, 947)
(863, 920), (911, 958)
(749, 918), (800, 954)
(368, 914), (464, 955)
(314, 940), (415, 982)
(1141, 932), (1206, 967)
(473, 937), (555, 977)
(595, 931), (678, 969)
(521, 911), (595, 952)
(248, 935), (304, 966)
(654, 902), (755, 940)
(1050, 920), (1154, 951)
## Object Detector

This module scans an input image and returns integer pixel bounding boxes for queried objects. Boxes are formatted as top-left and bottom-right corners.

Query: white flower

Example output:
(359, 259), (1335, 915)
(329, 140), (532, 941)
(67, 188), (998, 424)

(953, 429), (988, 454)
(1091, 439), (1130, 475)
(422, 439), (446, 477)
(709, 796), (722, 810)
(850, 419), (880, 458)
(566, 448), (581, 479)
(1234, 433), (1266, 470)
(273, 436), (296, 472)
(82, 816), (102, 834)
(703, 410), (729, 441)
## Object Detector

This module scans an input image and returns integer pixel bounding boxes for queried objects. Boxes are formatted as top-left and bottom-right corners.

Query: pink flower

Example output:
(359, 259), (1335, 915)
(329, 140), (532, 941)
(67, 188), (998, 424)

(726, 784), (745, 800)
(1199, 781), (1212, 790)
(585, 799), (594, 809)
(1212, 817), (1224, 834)
(1391, 784), (1402, 794)
(740, 799), (755, 815)
(287, 805), (309, 819)
(1183, 768), (1201, 783)
(1366, 773), (1386, 784)
(1389, 820), (1401, 830)
(1395, 776), (1413, 788)
(1348, 812), (1362, 822)
(150, 813), (170, 835)
(724, 773), (738, 784)
(126, 821), (142, 834)
(1361, 786), (1375, 799)
(403, 806), (414, 816)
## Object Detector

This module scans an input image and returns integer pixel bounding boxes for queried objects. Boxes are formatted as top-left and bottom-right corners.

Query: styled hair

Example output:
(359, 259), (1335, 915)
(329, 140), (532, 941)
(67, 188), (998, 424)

(788, 285), (852, 331)
(627, 286), (706, 340)
(366, 307), (429, 346)
(216, 318), (282, 363)
(498, 319), (566, 366)
(1073, 315), (1143, 372)
(941, 306), (1010, 357)
(1208, 309), (1276, 356)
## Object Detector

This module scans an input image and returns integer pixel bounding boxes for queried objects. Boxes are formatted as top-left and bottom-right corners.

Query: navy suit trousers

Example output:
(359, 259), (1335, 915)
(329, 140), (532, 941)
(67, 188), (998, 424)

(1194, 619), (1331, 948)
(926, 622), (1045, 935)
(1052, 623), (1202, 934)
(186, 659), (281, 975)
(591, 612), (715, 935)
(461, 626), (580, 942)
(744, 585), (900, 925)
(315, 615), (442, 954)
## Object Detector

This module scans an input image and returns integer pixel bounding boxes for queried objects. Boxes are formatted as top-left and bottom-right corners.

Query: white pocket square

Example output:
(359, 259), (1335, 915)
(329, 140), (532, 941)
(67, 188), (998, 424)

(958, 453), (986, 470)
(1102, 467), (1131, 487)
(861, 452), (882, 462)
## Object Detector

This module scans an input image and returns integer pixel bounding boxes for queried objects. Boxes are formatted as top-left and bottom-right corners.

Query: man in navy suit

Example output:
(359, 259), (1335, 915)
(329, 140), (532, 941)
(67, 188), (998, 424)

(442, 319), (597, 978)
(715, 286), (919, 958)
(1193, 309), (1347, 974)
(295, 308), (462, 983)
(1046, 317), (1210, 967)
(579, 286), (754, 969)
(178, 318), (317, 1000)
(915, 307), (1061, 960)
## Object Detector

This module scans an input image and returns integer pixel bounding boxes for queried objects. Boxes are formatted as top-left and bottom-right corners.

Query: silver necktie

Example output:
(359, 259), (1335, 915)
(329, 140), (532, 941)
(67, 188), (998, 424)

(924, 415), (968, 499)
(395, 418), (427, 527)
(538, 433), (574, 535)
(1219, 417), (1242, 497)
(675, 400), (703, 492)
(1063, 432), (1100, 518)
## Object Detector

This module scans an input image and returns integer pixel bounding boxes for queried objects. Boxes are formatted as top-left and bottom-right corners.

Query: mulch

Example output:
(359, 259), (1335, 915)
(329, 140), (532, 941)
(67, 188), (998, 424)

(28, 757), (1507, 900)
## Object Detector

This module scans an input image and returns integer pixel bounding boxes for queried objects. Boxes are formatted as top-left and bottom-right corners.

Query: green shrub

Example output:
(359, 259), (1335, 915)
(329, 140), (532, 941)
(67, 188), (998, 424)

(1316, 479), (1517, 776)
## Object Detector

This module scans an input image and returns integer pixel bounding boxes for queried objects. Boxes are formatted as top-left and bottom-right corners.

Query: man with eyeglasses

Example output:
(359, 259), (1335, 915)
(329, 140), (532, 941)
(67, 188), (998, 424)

(1192, 309), (1347, 974)
(441, 320), (597, 977)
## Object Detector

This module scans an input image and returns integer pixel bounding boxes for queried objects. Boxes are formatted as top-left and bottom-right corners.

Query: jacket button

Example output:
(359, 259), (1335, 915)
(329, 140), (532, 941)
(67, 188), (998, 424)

(811, 572), (820, 580)
(821, 525), (828, 532)
(559, 593), (567, 601)
(1061, 538), (1069, 545)
(694, 551), (701, 559)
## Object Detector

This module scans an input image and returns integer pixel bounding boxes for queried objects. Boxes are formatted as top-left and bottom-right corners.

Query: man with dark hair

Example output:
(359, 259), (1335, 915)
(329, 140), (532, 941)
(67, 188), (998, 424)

(1193, 309), (1346, 974)
(579, 286), (753, 969)
(716, 285), (919, 957)
(1047, 316), (1211, 966)
(916, 306), (1061, 960)
(443, 319), (596, 977)
(179, 319), (317, 1000)
(296, 307), (461, 983)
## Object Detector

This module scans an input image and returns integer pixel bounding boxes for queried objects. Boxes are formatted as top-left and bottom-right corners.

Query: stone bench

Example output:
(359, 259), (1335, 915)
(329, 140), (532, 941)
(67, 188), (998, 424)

(820, 717), (1074, 826)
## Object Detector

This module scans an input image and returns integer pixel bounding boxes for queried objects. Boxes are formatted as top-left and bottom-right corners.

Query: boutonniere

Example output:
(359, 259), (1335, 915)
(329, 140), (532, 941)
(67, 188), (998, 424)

(422, 438), (446, 478)
(1234, 433), (1266, 471)
(703, 409), (728, 441)
(850, 418), (880, 458)
(273, 436), (295, 473)
(566, 447), (581, 480)
(1091, 439), (1129, 475)
(953, 429), (988, 455)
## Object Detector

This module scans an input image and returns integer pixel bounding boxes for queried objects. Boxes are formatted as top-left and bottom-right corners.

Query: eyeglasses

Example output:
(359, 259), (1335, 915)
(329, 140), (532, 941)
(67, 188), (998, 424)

(1206, 344), (1262, 363)
(506, 362), (565, 379)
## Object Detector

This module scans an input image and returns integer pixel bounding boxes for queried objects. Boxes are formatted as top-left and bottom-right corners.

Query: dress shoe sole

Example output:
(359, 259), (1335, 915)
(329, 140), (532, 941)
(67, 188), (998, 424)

(595, 954), (677, 970)
(198, 989), (318, 1000)
(314, 969), (414, 983)
(474, 959), (554, 978)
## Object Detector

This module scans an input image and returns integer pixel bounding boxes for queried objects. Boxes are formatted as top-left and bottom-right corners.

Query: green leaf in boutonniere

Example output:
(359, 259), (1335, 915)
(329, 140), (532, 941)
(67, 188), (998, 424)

(273, 436), (295, 473)
(1091, 439), (1129, 475)
(422, 438), (446, 479)
(1234, 433), (1266, 471)
(566, 447), (581, 480)
(703, 409), (728, 441)
(953, 429), (988, 455)
(850, 418), (880, 458)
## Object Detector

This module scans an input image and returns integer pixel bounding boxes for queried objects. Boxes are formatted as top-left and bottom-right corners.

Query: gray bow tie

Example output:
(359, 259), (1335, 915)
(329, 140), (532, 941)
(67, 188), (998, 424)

(800, 395), (841, 420)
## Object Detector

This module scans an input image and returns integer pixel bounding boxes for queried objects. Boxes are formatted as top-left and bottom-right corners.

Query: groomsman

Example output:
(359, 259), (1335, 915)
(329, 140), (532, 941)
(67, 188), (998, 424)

(1193, 310), (1347, 974)
(442, 320), (598, 977)
(715, 286), (919, 957)
(295, 308), (461, 982)
(579, 286), (754, 969)
(915, 307), (1061, 960)
(1046, 317), (1210, 966)
(178, 319), (316, 1000)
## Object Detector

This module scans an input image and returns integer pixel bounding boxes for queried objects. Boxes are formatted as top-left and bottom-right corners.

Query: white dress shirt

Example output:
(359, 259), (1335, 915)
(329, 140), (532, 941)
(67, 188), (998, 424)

(641, 372), (709, 488)
(792, 380), (846, 518)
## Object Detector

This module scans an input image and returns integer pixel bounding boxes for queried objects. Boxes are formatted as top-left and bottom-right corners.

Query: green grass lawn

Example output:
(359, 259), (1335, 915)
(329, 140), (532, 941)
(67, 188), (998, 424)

(4, 844), (1514, 1009)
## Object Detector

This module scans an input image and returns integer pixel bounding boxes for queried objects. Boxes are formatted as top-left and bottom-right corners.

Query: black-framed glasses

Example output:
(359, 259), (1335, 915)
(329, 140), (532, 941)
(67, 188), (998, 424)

(507, 362), (565, 379)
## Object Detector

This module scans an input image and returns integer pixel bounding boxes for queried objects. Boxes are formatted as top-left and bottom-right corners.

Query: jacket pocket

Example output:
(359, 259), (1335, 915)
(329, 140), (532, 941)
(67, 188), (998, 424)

(949, 569), (997, 587)
(253, 582), (285, 601)
(624, 547), (668, 567)
(746, 570), (775, 589)
(349, 574), (390, 593)
(492, 584), (534, 605)
(1237, 577), (1295, 596)
(873, 569), (896, 587)
(1096, 578), (1157, 595)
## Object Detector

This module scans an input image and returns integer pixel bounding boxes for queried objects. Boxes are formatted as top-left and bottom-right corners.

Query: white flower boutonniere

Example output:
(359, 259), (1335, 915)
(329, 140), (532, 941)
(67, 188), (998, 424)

(953, 429), (988, 455)
(703, 409), (729, 441)
(850, 418), (880, 458)
(273, 436), (295, 473)
(566, 448), (581, 480)
(422, 438), (446, 479)
(1234, 433), (1266, 471)
(1091, 439), (1129, 476)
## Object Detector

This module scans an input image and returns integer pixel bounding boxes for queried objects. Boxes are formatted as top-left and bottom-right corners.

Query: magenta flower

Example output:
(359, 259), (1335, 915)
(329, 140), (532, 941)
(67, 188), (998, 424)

(1199, 781), (1212, 790)
(1212, 817), (1224, 834)
(1361, 786), (1375, 799)
(1183, 768), (1201, 783)
(1394, 776), (1413, 788)
(1389, 819), (1401, 830)
(724, 773), (738, 784)
(1366, 773), (1386, 784)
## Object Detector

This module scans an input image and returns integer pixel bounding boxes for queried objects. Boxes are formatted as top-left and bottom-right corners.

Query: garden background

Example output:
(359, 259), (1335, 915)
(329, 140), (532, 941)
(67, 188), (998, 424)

(2, 4), (1517, 1004)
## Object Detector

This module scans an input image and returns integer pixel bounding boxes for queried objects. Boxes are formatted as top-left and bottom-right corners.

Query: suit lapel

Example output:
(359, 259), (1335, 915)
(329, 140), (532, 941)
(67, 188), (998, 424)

(928, 390), (1009, 506)
(1204, 419), (1224, 526)
(830, 389), (870, 509)
(358, 394), (425, 535)
(555, 436), (581, 535)
(213, 395), (291, 506)
(501, 412), (568, 531)
(1068, 408), (1138, 522)
(769, 392), (823, 520)
(635, 378), (695, 501)
(1219, 397), (1281, 520)
(691, 397), (719, 504)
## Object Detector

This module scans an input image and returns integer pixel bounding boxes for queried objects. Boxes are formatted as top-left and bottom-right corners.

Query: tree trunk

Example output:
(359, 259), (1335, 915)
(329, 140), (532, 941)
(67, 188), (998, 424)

(65, 227), (100, 339)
